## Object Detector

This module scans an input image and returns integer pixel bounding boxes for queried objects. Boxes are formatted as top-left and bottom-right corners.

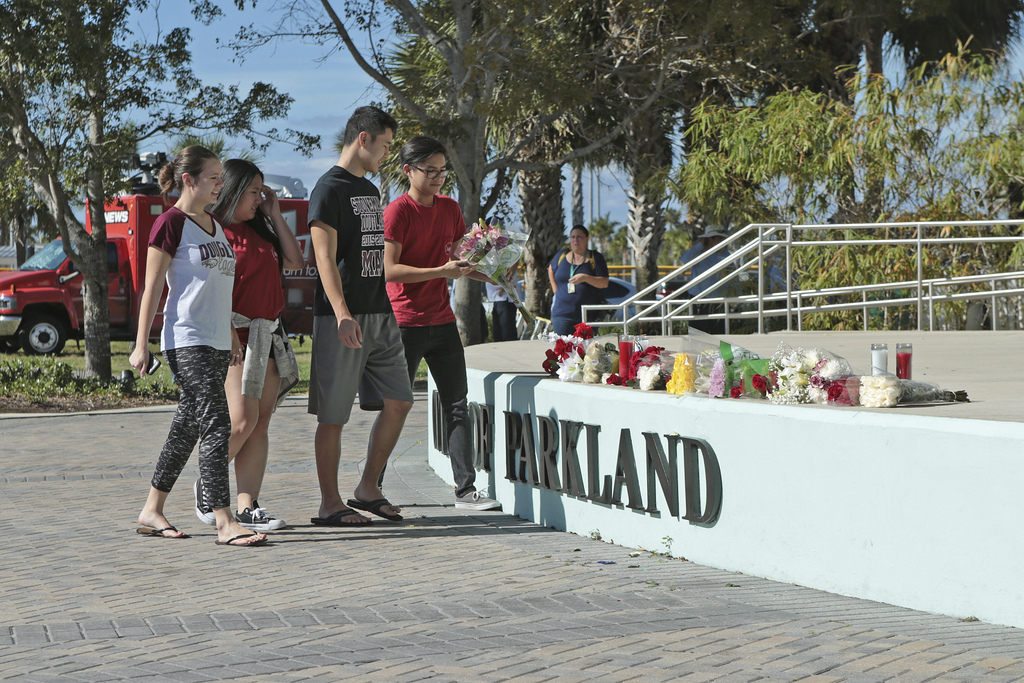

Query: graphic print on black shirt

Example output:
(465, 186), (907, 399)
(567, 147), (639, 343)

(308, 166), (392, 315)
(353, 195), (385, 278)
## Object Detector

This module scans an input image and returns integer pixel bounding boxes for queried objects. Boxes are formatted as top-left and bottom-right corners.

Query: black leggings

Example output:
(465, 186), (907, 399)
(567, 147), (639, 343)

(150, 345), (232, 509)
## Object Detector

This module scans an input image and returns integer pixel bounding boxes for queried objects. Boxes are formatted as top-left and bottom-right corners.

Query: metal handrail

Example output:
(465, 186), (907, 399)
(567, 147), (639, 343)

(581, 219), (1024, 334)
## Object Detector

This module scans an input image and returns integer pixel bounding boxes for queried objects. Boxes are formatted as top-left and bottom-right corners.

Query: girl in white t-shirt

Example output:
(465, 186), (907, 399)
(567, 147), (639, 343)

(129, 145), (267, 547)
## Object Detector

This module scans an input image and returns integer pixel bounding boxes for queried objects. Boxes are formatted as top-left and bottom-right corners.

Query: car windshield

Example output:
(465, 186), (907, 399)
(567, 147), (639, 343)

(19, 240), (67, 271)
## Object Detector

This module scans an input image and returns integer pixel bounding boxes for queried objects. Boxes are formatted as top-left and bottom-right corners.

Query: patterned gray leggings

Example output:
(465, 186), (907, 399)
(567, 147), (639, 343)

(150, 345), (232, 509)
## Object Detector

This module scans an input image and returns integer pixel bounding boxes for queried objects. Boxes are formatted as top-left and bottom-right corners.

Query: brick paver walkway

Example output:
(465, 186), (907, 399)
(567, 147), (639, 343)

(2, 393), (1023, 682)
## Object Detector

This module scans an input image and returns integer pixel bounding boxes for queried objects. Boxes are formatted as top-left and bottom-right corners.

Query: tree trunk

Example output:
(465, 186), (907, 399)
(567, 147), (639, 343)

(861, 19), (886, 221)
(79, 106), (111, 377)
(452, 138), (485, 346)
(571, 162), (584, 228)
(624, 111), (672, 293)
(519, 166), (566, 319)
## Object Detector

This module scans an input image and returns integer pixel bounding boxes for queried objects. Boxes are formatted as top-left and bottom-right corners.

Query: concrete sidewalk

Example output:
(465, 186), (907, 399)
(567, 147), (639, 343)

(2, 392), (1024, 682)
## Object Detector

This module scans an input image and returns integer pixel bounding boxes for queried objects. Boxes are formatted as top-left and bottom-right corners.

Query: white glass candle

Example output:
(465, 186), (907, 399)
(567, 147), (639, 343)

(870, 343), (888, 376)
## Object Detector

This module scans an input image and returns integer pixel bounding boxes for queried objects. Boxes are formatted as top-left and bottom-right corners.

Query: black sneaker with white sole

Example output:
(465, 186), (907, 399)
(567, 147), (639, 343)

(235, 501), (286, 531)
(194, 478), (215, 525)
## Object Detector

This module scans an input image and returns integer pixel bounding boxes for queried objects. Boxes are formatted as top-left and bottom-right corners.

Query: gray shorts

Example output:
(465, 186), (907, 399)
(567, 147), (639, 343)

(308, 313), (414, 425)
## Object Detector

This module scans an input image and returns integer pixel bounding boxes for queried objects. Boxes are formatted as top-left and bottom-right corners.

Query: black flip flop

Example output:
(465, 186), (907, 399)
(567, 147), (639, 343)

(215, 533), (268, 547)
(136, 526), (189, 539)
(310, 509), (373, 526)
(346, 497), (403, 521)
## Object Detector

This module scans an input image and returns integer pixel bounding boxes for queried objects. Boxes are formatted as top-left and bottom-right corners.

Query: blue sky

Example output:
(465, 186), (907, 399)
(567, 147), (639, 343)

(136, 2), (632, 231)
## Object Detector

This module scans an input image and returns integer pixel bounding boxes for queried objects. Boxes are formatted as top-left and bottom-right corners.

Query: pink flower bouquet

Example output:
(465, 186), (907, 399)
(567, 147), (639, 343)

(456, 219), (531, 323)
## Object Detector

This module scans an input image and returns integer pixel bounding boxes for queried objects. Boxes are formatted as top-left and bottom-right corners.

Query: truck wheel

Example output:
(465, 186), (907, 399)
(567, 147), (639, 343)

(0, 338), (18, 354)
(20, 315), (67, 355)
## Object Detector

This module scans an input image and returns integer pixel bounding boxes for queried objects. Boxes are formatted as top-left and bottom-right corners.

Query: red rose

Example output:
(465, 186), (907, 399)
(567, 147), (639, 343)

(730, 386), (742, 398)
(573, 323), (595, 339)
(605, 373), (625, 386)
(751, 374), (768, 394)
(827, 383), (844, 402)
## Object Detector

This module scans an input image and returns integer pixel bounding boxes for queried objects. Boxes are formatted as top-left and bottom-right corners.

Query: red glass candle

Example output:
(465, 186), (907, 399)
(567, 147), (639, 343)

(895, 343), (913, 379)
(618, 335), (633, 377)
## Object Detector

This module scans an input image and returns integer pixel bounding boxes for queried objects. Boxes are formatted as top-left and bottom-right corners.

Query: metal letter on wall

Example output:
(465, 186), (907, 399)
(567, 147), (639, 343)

(611, 428), (644, 511)
(432, 390), (448, 455)
(503, 411), (523, 483)
(504, 412), (540, 485)
(585, 423), (611, 503)
(468, 402), (493, 472)
(559, 420), (586, 497)
(536, 415), (561, 491)
(678, 437), (723, 525)
(643, 432), (679, 518)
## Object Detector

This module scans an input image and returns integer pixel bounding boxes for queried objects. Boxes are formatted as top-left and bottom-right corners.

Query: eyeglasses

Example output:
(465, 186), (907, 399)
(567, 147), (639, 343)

(410, 165), (450, 180)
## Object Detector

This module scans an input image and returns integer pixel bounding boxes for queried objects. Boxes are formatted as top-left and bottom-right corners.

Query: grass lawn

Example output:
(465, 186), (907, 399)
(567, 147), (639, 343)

(1, 338), (429, 400)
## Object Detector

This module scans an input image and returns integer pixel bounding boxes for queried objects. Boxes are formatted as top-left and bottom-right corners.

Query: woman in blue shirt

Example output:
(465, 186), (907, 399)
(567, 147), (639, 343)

(547, 225), (609, 335)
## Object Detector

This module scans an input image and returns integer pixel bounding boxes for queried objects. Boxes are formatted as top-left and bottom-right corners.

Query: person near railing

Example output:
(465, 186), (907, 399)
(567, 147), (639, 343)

(485, 281), (519, 341)
(679, 228), (730, 334)
(547, 225), (609, 335)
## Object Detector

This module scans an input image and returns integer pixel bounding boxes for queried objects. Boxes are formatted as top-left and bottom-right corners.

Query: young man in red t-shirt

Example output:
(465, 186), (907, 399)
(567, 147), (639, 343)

(382, 135), (500, 510)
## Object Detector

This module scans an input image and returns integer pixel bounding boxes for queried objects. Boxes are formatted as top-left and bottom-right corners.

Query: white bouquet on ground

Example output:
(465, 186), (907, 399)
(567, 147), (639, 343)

(860, 374), (969, 408)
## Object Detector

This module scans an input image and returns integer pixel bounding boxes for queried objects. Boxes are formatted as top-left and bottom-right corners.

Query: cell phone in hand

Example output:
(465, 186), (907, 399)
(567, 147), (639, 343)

(145, 350), (161, 375)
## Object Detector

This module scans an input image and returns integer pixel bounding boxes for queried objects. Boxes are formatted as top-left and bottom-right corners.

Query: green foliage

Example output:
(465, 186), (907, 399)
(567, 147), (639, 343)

(681, 48), (1024, 225)
(679, 48), (1024, 330)
(0, 356), (178, 403)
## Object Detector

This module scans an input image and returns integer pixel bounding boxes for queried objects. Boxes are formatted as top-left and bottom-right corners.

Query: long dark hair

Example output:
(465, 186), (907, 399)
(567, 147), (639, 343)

(212, 159), (283, 271)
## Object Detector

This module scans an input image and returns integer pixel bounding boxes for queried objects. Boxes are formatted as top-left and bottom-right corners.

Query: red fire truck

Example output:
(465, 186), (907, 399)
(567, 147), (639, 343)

(0, 182), (317, 355)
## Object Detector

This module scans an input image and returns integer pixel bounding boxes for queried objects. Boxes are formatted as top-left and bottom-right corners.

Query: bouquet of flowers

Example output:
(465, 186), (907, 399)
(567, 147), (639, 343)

(666, 353), (697, 394)
(768, 344), (858, 406)
(679, 331), (765, 398)
(627, 345), (672, 391)
(581, 336), (619, 384)
(542, 323), (593, 382)
(456, 219), (531, 323)
(859, 374), (969, 408)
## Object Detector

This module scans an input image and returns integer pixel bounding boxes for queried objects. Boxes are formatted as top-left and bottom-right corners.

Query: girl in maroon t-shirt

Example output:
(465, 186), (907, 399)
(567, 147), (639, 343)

(210, 159), (304, 532)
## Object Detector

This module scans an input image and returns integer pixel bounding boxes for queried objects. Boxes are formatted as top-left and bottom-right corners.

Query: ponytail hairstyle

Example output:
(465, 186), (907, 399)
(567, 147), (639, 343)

(212, 158), (284, 271)
(158, 145), (218, 197)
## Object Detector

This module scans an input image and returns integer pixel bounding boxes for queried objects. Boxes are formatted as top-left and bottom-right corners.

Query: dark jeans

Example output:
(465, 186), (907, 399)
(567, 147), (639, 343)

(491, 301), (518, 342)
(552, 314), (580, 336)
(401, 322), (476, 497)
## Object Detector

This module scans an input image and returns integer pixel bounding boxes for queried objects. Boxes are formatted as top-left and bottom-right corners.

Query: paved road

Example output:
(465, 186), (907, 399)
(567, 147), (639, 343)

(2, 392), (1024, 682)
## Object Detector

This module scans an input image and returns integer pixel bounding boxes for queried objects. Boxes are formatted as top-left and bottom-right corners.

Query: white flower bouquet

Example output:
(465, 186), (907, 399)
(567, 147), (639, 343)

(768, 344), (858, 406)
(581, 337), (619, 384)
(860, 374), (969, 408)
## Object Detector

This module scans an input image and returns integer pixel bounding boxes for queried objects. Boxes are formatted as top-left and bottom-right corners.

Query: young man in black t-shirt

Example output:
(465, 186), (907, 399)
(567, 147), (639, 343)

(307, 106), (413, 525)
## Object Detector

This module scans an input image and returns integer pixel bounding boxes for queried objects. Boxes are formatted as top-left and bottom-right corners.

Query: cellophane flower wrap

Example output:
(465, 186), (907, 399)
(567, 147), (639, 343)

(542, 323), (593, 382)
(768, 344), (858, 406)
(859, 374), (968, 408)
(680, 330), (763, 398)
(627, 347), (673, 391)
(456, 219), (531, 323)
(582, 336), (619, 384)
(666, 353), (697, 394)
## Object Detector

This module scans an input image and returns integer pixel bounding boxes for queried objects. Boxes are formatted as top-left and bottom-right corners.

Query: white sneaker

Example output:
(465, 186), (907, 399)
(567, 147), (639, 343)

(454, 488), (502, 511)
(235, 501), (286, 531)
(193, 478), (215, 526)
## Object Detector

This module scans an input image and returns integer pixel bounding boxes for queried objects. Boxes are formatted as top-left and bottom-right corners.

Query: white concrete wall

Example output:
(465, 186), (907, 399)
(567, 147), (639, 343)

(428, 370), (1024, 629)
